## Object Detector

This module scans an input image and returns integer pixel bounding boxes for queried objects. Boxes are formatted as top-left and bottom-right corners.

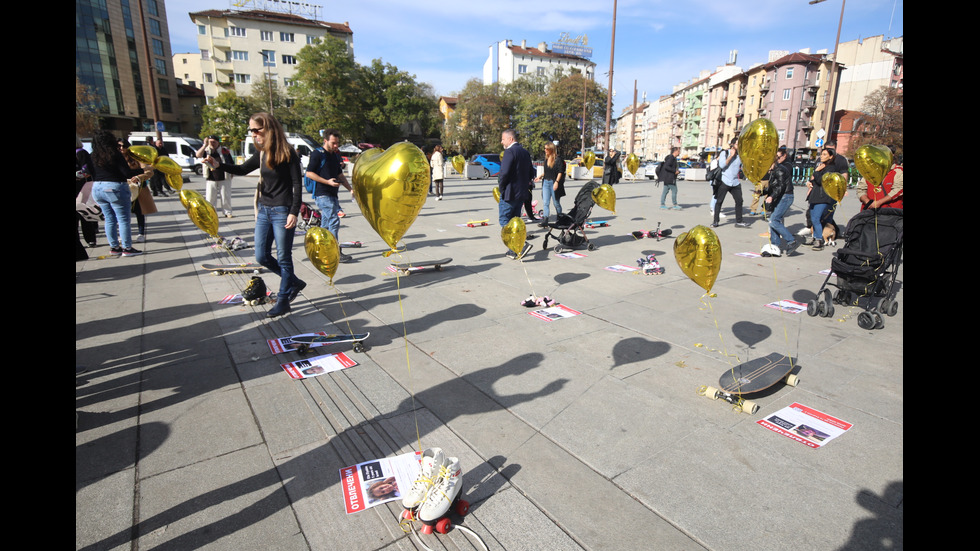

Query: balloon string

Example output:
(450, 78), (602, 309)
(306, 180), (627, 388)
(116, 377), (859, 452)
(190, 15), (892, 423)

(519, 253), (537, 298)
(759, 197), (798, 370)
(393, 247), (423, 455)
(701, 294), (743, 396)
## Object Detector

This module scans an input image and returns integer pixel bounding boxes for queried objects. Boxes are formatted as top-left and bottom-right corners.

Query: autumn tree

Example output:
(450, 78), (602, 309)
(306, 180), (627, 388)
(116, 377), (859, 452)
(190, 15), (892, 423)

(848, 86), (903, 156)
(443, 78), (513, 156)
(76, 78), (101, 137)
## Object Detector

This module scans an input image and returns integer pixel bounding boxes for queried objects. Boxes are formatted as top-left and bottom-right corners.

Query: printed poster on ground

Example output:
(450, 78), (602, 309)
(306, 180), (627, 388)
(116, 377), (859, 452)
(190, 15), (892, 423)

(340, 451), (422, 514)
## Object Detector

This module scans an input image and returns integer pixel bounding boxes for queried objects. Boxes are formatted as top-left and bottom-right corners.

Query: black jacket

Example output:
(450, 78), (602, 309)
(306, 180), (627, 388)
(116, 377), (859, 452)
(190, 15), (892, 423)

(765, 160), (794, 209)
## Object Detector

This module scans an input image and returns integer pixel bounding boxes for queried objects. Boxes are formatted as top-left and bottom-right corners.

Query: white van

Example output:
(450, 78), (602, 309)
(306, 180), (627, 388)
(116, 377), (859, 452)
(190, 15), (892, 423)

(244, 132), (319, 171)
(128, 132), (206, 174)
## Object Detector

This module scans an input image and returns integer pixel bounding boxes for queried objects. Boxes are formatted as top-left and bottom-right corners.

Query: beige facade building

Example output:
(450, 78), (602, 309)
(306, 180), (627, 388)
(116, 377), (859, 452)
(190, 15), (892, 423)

(187, 9), (353, 102)
(832, 35), (904, 112)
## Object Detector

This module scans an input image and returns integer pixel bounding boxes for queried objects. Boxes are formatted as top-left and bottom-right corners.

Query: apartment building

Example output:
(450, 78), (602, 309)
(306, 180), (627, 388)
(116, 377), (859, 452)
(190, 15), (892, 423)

(187, 9), (353, 102)
(76, 0), (181, 134)
(484, 39), (595, 87)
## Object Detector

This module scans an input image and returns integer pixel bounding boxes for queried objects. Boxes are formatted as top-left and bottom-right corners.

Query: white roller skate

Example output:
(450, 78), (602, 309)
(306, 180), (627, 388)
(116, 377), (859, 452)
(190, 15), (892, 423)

(760, 243), (782, 257)
(401, 447), (445, 511)
(416, 457), (467, 534)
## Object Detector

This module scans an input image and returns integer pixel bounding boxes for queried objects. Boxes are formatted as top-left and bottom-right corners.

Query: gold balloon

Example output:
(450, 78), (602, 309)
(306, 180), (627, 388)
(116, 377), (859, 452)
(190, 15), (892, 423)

(166, 171), (183, 191)
(822, 172), (847, 203)
(493, 187), (501, 203)
(179, 188), (203, 210)
(626, 153), (640, 176)
(452, 155), (465, 174)
(674, 225), (722, 293)
(737, 118), (780, 184)
(501, 217), (526, 255)
(186, 194), (219, 237)
(305, 226), (339, 283)
(351, 142), (429, 254)
(582, 151), (596, 170)
(128, 145), (157, 165)
(592, 183), (616, 213)
(854, 144), (893, 190)
(153, 156), (183, 176)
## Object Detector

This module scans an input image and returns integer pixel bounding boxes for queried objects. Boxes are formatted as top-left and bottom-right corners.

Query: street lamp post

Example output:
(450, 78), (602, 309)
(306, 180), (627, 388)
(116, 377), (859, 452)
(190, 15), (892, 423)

(258, 51), (275, 115)
(810, 0), (846, 145)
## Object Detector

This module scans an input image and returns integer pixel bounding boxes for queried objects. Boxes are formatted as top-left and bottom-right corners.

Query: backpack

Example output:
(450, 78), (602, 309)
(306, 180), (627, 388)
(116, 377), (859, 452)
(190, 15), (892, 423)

(302, 147), (327, 197)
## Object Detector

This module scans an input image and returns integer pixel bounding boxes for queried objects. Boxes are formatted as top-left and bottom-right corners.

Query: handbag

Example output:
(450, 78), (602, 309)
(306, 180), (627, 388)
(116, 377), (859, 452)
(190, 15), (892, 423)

(137, 185), (158, 214)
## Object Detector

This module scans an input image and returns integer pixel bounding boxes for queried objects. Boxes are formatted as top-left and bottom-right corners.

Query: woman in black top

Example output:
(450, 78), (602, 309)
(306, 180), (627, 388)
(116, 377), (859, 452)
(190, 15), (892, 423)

(212, 112), (305, 317)
(534, 142), (566, 225)
(89, 129), (144, 256)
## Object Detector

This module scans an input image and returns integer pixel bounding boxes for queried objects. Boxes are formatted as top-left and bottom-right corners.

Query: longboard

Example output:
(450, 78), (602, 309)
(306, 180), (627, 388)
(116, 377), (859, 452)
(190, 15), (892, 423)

(585, 220), (610, 228)
(290, 332), (370, 354)
(466, 219), (489, 227)
(202, 263), (264, 275)
(697, 353), (799, 414)
(341, 241), (362, 248)
(390, 258), (452, 275)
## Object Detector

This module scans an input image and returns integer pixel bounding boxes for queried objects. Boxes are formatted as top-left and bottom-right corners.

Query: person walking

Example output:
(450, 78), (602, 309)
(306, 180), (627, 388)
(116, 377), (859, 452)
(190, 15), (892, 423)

(430, 145), (445, 200)
(497, 129), (534, 257)
(659, 147), (681, 210)
(533, 142), (565, 225)
(712, 138), (748, 228)
(306, 129), (354, 263)
(211, 112), (306, 317)
(762, 147), (798, 256)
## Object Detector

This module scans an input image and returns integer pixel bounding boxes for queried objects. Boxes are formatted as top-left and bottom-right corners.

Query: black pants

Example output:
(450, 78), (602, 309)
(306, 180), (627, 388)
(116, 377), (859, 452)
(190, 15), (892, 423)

(713, 184), (743, 224)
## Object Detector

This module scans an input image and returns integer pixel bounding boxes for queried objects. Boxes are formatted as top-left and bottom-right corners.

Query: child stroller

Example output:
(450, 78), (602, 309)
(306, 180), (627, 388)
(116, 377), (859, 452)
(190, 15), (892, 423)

(806, 208), (903, 329)
(542, 181), (599, 254)
(297, 202), (322, 232)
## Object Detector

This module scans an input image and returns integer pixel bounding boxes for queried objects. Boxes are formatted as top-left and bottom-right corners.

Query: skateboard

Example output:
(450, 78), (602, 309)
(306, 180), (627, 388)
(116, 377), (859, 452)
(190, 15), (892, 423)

(631, 223), (673, 241)
(202, 263), (264, 275)
(586, 220), (610, 228)
(341, 241), (362, 248)
(466, 219), (489, 227)
(289, 332), (369, 354)
(697, 353), (800, 414)
(390, 258), (453, 275)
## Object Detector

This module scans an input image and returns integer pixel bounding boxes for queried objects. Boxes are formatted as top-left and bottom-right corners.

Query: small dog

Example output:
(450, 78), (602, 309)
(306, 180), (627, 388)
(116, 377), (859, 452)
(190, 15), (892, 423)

(822, 225), (837, 247)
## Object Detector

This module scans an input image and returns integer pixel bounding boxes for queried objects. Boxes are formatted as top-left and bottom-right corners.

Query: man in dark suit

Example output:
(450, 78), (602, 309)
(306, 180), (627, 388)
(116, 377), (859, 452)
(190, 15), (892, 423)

(497, 128), (534, 230)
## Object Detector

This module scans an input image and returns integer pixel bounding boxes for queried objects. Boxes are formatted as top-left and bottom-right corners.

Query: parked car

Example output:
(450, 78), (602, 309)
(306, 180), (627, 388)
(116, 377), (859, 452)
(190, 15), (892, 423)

(468, 153), (501, 179)
(127, 132), (205, 174)
(643, 161), (662, 180)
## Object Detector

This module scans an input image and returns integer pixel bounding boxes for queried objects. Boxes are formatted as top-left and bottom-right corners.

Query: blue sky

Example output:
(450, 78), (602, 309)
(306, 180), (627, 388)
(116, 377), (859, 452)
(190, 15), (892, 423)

(166, 0), (902, 107)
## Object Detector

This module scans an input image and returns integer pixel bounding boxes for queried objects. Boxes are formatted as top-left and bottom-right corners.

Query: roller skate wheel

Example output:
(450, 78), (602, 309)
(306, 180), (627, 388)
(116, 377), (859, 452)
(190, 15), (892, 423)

(456, 500), (470, 516)
(420, 524), (434, 535)
(401, 509), (414, 521)
(435, 518), (452, 534)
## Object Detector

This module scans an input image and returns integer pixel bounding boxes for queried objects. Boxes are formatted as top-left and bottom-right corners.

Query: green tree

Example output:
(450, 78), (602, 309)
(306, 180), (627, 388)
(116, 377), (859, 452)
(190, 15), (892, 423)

(292, 36), (366, 141)
(443, 78), (512, 156)
(200, 91), (251, 151)
(513, 73), (607, 159)
(359, 59), (440, 147)
(245, 74), (302, 133)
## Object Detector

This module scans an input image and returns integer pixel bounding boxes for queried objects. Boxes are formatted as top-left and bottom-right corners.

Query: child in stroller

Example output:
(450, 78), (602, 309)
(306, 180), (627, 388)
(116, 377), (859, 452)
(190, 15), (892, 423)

(806, 207), (903, 329)
(297, 202), (322, 232)
(542, 181), (599, 254)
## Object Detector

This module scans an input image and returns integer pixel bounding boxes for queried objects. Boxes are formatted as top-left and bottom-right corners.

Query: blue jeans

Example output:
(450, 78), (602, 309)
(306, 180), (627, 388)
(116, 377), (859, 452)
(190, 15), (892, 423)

(540, 180), (562, 219)
(809, 203), (834, 239)
(314, 193), (341, 241)
(660, 183), (677, 206)
(254, 205), (300, 295)
(498, 196), (522, 228)
(768, 194), (795, 247)
(92, 181), (132, 249)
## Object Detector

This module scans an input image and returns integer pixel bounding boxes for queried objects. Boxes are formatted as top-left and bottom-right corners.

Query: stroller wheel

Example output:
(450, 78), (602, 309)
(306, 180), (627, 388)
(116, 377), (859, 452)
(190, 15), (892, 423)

(821, 303), (835, 318)
(806, 299), (819, 317)
(881, 299), (898, 316)
(554, 245), (563, 253)
(874, 312), (885, 329)
(857, 312), (876, 329)
(587, 243), (597, 251)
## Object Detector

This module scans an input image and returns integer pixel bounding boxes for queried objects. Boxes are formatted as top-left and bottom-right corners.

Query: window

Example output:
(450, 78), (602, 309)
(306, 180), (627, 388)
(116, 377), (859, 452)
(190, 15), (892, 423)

(782, 89), (791, 101)
(152, 38), (164, 56)
(147, 0), (159, 17)
(307, 35), (319, 44)
(200, 49), (210, 61)
(780, 109), (789, 121)
(149, 18), (162, 37)
(280, 32), (295, 42)
(204, 73), (213, 83)
(518, 64), (527, 74)
(283, 78), (295, 87)
(282, 55), (297, 65)
(261, 51), (276, 66)
(232, 50), (249, 61)
(229, 27), (246, 37)
(234, 73), (251, 84)
(154, 58), (167, 75)
(536, 67), (545, 76)
(198, 25), (206, 35)
(157, 77), (169, 95)
(161, 97), (172, 114)
(785, 67), (794, 79)
(261, 30), (273, 41)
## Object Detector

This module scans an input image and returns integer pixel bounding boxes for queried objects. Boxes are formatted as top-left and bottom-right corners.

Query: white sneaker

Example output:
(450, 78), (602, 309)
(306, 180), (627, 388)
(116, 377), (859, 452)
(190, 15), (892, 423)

(797, 227), (811, 237)
(135, 234), (145, 242)
(418, 457), (462, 522)
(402, 448), (445, 510)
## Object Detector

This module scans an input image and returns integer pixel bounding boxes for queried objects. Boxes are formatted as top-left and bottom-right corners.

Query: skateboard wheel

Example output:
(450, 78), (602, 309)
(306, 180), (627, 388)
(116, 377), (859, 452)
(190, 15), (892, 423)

(785, 374), (800, 387)
(740, 400), (759, 414)
(297, 345), (310, 355)
(435, 517), (452, 534)
(455, 500), (470, 516)
(353, 342), (365, 353)
(700, 385), (720, 400)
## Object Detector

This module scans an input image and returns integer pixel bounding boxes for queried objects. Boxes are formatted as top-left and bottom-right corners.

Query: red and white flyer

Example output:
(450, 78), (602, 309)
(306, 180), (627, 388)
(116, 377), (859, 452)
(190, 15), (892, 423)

(280, 352), (357, 379)
(267, 331), (328, 354)
(764, 300), (808, 314)
(339, 451), (421, 514)
(757, 402), (853, 449)
(528, 304), (582, 322)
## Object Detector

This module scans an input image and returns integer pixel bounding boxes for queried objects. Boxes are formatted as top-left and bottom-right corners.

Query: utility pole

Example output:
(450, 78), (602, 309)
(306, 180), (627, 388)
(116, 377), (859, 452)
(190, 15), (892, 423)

(629, 80), (637, 155)
(603, 0), (617, 153)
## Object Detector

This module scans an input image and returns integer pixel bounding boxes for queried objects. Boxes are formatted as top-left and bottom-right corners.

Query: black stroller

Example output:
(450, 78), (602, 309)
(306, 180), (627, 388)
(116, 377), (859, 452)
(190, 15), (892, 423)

(807, 208), (903, 329)
(541, 181), (599, 254)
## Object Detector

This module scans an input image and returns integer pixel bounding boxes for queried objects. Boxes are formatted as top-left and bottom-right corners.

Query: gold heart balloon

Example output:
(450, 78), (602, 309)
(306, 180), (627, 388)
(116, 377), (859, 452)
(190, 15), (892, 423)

(305, 226), (339, 283)
(452, 155), (465, 174)
(582, 151), (596, 170)
(351, 142), (429, 255)
(821, 172), (847, 203)
(179, 188), (203, 210)
(153, 156), (183, 176)
(493, 187), (501, 203)
(737, 118), (780, 184)
(854, 144), (893, 190)
(166, 171), (183, 191)
(184, 191), (219, 237)
(127, 145), (157, 165)
(592, 183), (616, 213)
(674, 225), (722, 294)
(626, 153), (639, 177)
(501, 216), (526, 255)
